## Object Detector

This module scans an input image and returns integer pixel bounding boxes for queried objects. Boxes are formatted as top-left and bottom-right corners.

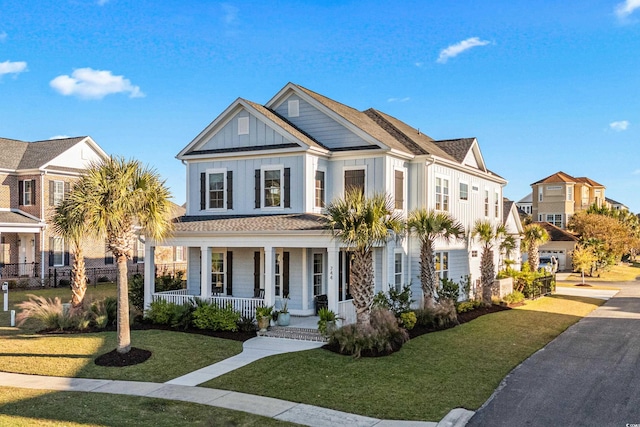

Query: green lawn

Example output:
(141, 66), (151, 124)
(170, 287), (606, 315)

(202, 295), (604, 421)
(565, 263), (640, 282)
(0, 387), (294, 427)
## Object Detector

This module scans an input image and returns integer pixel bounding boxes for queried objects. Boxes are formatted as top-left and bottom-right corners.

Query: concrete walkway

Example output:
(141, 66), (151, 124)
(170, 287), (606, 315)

(467, 282), (640, 427)
(166, 336), (325, 386)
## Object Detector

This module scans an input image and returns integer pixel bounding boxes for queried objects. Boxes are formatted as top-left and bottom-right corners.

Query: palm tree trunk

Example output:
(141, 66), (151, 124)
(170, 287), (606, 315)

(528, 245), (540, 272)
(70, 244), (87, 307)
(116, 254), (131, 354)
(420, 240), (437, 308)
(350, 248), (374, 327)
(481, 247), (495, 303)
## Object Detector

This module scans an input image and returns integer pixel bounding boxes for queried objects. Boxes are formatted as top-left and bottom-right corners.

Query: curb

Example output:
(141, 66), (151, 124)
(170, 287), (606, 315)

(436, 408), (475, 427)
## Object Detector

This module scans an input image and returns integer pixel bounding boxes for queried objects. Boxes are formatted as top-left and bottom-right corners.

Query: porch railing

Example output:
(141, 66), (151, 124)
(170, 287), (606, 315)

(152, 291), (265, 319)
(1, 262), (39, 278)
(338, 299), (356, 326)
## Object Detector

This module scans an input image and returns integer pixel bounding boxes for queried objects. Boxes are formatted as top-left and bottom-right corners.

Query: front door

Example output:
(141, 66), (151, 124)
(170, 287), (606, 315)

(338, 250), (353, 301)
(18, 234), (35, 276)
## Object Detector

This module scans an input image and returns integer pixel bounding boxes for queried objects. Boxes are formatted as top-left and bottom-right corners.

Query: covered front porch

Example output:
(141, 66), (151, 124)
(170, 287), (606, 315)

(0, 211), (46, 283)
(144, 214), (361, 324)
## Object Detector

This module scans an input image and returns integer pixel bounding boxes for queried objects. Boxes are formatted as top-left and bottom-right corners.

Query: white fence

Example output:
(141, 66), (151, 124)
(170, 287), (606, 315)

(152, 291), (264, 319)
(337, 299), (356, 326)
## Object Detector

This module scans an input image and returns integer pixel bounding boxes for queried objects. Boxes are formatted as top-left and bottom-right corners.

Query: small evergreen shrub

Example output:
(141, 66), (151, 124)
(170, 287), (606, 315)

(502, 291), (525, 305)
(456, 300), (482, 314)
(400, 311), (417, 330)
(436, 277), (460, 303)
(329, 308), (409, 358)
(90, 296), (118, 328)
(236, 315), (257, 333)
(145, 300), (194, 329)
(128, 274), (145, 312)
(192, 301), (240, 332)
(372, 284), (414, 317)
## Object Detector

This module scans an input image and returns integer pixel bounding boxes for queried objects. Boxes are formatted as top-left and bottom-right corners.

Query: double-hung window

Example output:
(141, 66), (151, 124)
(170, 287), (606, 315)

(22, 180), (33, 206)
(52, 237), (64, 266)
(208, 171), (225, 209)
(53, 181), (65, 206)
(435, 251), (449, 280)
(459, 182), (469, 201)
(264, 168), (282, 208)
(211, 252), (225, 292)
(495, 190), (500, 218)
(313, 253), (323, 296)
(435, 177), (449, 211)
(546, 214), (563, 228)
(484, 190), (490, 216)
(394, 252), (403, 291)
(315, 170), (325, 208)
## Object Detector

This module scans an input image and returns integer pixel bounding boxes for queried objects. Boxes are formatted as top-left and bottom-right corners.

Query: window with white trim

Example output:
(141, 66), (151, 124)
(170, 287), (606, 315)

(394, 252), (403, 291)
(315, 170), (325, 208)
(435, 177), (449, 211)
(313, 253), (323, 296)
(459, 182), (468, 201)
(136, 238), (145, 263)
(207, 170), (226, 209)
(484, 190), (490, 216)
(567, 186), (573, 201)
(52, 237), (64, 266)
(211, 252), (225, 291)
(263, 167), (283, 208)
(53, 181), (65, 206)
(435, 251), (449, 279)
(23, 180), (33, 206)
(546, 214), (563, 228)
(495, 190), (500, 218)
(175, 246), (185, 262)
(538, 187), (543, 202)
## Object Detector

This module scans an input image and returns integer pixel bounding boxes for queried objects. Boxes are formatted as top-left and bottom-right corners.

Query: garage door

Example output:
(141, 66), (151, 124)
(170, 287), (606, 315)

(540, 250), (566, 270)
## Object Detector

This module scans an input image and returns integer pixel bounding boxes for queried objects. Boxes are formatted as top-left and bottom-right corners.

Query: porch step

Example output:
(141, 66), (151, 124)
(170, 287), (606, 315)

(260, 326), (327, 342)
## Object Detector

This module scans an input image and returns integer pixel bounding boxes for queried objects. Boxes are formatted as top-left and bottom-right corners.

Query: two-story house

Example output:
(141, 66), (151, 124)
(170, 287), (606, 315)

(0, 136), (127, 285)
(144, 83), (509, 322)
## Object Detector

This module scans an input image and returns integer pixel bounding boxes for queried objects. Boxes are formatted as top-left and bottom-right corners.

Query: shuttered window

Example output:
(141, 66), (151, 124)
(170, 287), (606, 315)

(315, 170), (325, 208)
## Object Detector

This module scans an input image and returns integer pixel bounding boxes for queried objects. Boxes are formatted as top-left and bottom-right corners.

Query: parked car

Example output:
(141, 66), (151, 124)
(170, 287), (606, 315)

(539, 256), (558, 273)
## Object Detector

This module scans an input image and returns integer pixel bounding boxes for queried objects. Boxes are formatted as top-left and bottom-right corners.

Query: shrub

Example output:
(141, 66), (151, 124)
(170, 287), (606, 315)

(502, 291), (525, 305)
(90, 296), (118, 328)
(436, 277), (460, 303)
(192, 301), (240, 332)
(373, 284), (414, 317)
(317, 307), (337, 337)
(415, 300), (459, 330)
(329, 308), (409, 358)
(128, 274), (145, 312)
(456, 300), (482, 314)
(400, 311), (417, 330)
(97, 276), (111, 283)
(236, 315), (257, 333)
(145, 300), (194, 329)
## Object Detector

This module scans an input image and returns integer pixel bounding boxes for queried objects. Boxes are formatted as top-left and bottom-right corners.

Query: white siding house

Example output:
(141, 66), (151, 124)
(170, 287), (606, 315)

(144, 83), (511, 322)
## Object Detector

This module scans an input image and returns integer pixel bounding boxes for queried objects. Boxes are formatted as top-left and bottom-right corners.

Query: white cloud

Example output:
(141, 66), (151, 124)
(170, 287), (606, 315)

(414, 62), (424, 68)
(610, 120), (630, 131)
(0, 32), (7, 42)
(437, 37), (491, 64)
(387, 97), (411, 103)
(615, 0), (640, 19)
(0, 60), (27, 76)
(50, 68), (144, 100)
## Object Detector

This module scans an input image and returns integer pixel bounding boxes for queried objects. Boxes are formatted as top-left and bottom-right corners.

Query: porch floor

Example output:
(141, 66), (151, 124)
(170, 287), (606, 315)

(287, 315), (319, 329)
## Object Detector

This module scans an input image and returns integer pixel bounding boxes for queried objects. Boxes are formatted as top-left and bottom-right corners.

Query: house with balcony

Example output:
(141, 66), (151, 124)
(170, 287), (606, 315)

(144, 83), (510, 322)
(0, 136), (140, 285)
(531, 171), (606, 229)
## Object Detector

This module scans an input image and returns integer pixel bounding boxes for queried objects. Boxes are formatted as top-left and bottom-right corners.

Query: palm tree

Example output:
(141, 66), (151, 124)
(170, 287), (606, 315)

(500, 234), (518, 270)
(51, 196), (87, 307)
(472, 220), (507, 303)
(325, 190), (404, 327)
(407, 209), (465, 308)
(522, 223), (550, 272)
(66, 157), (173, 354)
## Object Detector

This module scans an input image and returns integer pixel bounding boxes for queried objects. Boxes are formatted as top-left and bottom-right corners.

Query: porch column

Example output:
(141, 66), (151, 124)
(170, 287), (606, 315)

(143, 245), (155, 310)
(264, 245), (275, 306)
(200, 246), (211, 298)
(301, 249), (308, 311)
(327, 245), (339, 312)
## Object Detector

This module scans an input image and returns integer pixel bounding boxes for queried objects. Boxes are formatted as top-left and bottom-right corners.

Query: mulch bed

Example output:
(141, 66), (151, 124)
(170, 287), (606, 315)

(94, 347), (152, 367)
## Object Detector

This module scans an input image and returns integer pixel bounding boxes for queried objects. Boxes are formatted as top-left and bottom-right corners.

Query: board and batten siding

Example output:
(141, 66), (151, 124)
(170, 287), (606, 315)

(273, 94), (373, 150)
(187, 155), (305, 215)
(327, 156), (384, 200)
(196, 109), (293, 152)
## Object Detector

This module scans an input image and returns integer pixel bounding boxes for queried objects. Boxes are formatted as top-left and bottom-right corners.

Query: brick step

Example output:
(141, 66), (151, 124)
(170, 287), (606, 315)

(260, 326), (327, 342)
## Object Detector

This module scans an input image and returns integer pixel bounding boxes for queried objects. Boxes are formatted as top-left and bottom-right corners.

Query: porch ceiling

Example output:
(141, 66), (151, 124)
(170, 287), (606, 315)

(174, 213), (327, 233)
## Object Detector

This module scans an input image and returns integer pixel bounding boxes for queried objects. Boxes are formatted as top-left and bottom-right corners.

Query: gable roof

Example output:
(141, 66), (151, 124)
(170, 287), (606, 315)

(532, 171), (605, 188)
(0, 136), (105, 171)
(517, 192), (533, 203)
(535, 222), (579, 242)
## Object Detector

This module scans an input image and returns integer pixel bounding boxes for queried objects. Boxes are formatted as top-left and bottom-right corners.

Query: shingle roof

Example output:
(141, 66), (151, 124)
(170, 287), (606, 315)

(433, 138), (476, 163)
(575, 177), (604, 187)
(535, 222), (579, 242)
(0, 136), (87, 170)
(174, 214), (327, 233)
(532, 171), (577, 185)
(0, 211), (42, 225)
(517, 193), (533, 203)
(503, 199), (515, 225)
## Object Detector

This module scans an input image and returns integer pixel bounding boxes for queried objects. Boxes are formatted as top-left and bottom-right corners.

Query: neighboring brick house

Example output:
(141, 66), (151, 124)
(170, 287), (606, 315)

(0, 136), (143, 285)
(530, 171), (606, 229)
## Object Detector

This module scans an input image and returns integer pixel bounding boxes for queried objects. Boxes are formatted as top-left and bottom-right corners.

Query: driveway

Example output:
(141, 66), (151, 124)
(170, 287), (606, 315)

(468, 282), (640, 427)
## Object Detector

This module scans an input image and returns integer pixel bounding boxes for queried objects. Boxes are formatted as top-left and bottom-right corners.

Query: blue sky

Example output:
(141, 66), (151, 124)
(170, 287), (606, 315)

(1, 0), (639, 211)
